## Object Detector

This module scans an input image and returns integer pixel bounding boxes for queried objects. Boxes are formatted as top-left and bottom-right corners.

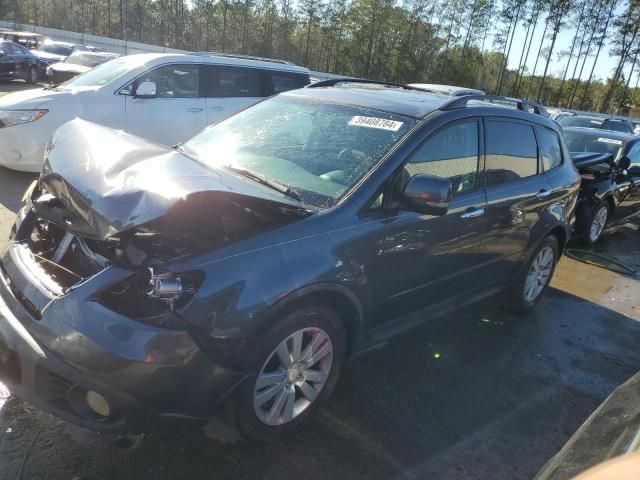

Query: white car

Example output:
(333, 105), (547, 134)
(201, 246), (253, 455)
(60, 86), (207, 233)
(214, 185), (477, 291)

(409, 83), (485, 97)
(0, 53), (310, 172)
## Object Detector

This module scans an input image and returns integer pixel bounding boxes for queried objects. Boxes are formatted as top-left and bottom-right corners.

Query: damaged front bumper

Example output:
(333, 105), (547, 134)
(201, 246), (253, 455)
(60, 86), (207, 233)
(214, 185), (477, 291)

(0, 213), (247, 433)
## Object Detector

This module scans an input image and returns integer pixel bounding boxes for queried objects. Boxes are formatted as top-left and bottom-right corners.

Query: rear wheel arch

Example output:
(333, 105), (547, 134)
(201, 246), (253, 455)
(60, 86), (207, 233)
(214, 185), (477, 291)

(547, 225), (568, 254)
(605, 194), (616, 214)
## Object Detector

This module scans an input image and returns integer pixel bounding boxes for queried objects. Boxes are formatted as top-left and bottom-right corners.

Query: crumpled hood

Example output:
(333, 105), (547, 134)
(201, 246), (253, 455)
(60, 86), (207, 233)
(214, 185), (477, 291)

(32, 51), (65, 62)
(50, 63), (90, 74)
(0, 87), (71, 109)
(38, 119), (306, 240)
(571, 152), (613, 170)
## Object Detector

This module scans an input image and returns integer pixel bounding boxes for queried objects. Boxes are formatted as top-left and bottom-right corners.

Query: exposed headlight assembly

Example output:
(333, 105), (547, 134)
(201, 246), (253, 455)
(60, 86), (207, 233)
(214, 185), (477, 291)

(98, 269), (204, 329)
(0, 109), (48, 128)
(147, 267), (197, 310)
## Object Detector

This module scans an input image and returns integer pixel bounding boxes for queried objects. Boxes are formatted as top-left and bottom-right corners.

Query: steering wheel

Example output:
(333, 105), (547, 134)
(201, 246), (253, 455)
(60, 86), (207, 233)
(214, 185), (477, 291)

(337, 148), (369, 165)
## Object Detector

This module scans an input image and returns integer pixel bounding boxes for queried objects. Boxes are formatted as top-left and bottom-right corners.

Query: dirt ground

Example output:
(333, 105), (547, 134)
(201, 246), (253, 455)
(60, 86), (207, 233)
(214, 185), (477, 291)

(0, 82), (639, 480)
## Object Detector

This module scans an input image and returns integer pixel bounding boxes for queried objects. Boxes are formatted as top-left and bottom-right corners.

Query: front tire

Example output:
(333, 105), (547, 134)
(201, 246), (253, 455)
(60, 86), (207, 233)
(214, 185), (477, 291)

(579, 201), (609, 246)
(233, 305), (345, 443)
(510, 235), (559, 312)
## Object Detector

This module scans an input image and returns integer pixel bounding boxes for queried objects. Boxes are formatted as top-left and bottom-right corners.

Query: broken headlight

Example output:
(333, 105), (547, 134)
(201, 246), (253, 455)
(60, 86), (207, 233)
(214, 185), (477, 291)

(97, 269), (204, 329)
(147, 267), (197, 310)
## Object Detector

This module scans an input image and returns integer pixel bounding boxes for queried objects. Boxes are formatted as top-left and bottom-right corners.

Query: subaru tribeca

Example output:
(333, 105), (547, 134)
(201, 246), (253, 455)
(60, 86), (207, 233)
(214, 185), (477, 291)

(0, 82), (580, 441)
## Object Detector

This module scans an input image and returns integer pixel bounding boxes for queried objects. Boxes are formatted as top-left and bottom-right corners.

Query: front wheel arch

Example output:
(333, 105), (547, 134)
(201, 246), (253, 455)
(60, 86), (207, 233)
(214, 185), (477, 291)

(250, 283), (364, 357)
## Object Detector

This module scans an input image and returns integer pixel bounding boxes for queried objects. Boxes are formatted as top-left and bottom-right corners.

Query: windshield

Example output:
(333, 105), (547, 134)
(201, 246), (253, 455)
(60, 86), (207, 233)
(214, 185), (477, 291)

(38, 43), (72, 56)
(564, 131), (624, 158)
(602, 120), (630, 133)
(59, 57), (136, 89)
(182, 95), (416, 208)
(64, 52), (108, 68)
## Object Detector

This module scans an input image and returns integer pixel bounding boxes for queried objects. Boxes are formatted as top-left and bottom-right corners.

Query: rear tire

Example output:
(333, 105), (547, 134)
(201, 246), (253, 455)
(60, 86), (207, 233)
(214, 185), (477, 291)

(510, 235), (559, 313)
(233, 305), (345, 443)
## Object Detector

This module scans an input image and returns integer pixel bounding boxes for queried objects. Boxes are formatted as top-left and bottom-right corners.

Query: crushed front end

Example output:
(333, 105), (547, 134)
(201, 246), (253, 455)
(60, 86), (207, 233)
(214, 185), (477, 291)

(0, 120), (311, 432)
(0, 183), (247, 432)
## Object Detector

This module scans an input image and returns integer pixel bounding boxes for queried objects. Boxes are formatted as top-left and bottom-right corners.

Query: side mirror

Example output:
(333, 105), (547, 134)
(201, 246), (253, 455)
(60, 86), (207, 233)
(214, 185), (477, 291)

(619, 155), (631, 171)
(0, 52), (5, 58)
(402, 174), (452, 216)
(134, 81), (157, 98)
(629, 165), (640, 177)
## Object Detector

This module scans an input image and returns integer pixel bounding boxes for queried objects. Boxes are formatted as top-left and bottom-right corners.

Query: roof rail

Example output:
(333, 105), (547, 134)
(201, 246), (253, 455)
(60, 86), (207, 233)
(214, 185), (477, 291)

(440, 95), (549, 116)
(192, 51), (296, 66)
(307, 78), (434, 92)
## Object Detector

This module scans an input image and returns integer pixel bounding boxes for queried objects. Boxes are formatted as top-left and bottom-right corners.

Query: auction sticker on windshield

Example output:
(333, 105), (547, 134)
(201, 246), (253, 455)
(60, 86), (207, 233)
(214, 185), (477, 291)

(349, 116), (404, 131)
(597, 137), (623, 145)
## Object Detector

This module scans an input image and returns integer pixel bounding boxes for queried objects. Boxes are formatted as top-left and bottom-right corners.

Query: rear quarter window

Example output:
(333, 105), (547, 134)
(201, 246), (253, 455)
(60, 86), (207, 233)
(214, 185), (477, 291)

(603, 120), (632, 133)
(537, 127), (563, 171)
(270, 72), (310, 94)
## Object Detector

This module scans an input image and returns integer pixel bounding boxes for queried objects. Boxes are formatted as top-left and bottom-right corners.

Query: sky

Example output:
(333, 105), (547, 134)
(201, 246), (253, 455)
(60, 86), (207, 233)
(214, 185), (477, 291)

(499, 4), (630, 84)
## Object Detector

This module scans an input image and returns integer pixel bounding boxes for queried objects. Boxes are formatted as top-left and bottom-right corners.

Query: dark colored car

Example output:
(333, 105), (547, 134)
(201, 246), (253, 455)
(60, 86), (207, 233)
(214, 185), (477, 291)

(535, 370), (640, 480)
(1, 31), (45, 50)
(0, 84), (580, 441)
(32, 40), (100, 77)
(557, 114), (636, 134)
(564, 127), (640, 244)
(46, 51), (119, 85)
(0, 40), (39, 83)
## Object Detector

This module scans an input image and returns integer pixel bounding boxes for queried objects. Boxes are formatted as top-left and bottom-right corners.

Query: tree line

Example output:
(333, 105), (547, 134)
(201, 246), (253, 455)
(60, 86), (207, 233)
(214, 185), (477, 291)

(3, 0), (640, 115)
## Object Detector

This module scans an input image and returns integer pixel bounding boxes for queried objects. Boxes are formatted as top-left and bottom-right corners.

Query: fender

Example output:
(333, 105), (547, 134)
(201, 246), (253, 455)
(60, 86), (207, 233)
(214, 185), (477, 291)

(516, 221), (569, 280)
(249, 281), (365, 346)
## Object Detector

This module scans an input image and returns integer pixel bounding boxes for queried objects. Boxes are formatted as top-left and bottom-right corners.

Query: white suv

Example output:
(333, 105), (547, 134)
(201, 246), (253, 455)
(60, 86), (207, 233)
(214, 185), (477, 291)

(0, 53), (310, 172)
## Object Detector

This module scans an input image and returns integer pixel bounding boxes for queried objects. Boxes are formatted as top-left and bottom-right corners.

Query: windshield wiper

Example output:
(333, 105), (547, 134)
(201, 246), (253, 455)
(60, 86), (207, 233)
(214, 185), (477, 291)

(225, 165), (303, 203)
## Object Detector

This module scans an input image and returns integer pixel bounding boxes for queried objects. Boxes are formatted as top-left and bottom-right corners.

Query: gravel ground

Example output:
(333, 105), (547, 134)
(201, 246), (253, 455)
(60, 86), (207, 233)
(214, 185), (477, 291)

(0, 80), (48, 98)
(0, 81), (639, 480)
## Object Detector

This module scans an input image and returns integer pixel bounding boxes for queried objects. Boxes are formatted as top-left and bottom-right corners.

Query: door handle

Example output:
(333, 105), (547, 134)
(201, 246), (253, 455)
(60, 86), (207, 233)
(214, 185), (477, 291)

(187, 107), (204, 113)
(460, 207), (485, 219)
(208, 106), (224, 111)
(536, 189), (552, 199)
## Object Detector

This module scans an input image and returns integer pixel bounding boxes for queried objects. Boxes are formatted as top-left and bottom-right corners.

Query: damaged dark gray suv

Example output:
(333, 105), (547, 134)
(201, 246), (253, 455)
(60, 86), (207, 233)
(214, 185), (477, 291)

(0, 82), (580, 441)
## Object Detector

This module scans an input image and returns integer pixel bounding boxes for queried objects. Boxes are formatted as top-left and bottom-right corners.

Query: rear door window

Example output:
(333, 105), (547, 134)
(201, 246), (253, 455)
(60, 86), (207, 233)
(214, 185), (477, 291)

(485, 120), (538, 187)
(203, 66), (262, 97)
(626, 142), (640, 167)
(537, 127), (563, 171)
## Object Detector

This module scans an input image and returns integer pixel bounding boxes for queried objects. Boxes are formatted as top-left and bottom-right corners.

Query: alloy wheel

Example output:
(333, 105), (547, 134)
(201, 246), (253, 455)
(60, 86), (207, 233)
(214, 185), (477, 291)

(524, 246), (554, 303)
(253, 327), (333, 426)
(589, 205), (608, 243)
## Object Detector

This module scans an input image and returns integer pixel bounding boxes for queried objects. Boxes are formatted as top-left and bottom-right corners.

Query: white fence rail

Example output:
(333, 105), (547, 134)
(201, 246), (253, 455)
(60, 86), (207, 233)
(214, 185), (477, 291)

(0, 20), (187, 55)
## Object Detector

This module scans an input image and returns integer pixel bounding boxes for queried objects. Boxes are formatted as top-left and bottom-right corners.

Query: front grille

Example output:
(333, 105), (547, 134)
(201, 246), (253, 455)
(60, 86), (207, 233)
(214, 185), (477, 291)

(13, 211), (106, 293)
(35, 365), (74, 411)
(0, 262), (42, 320)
